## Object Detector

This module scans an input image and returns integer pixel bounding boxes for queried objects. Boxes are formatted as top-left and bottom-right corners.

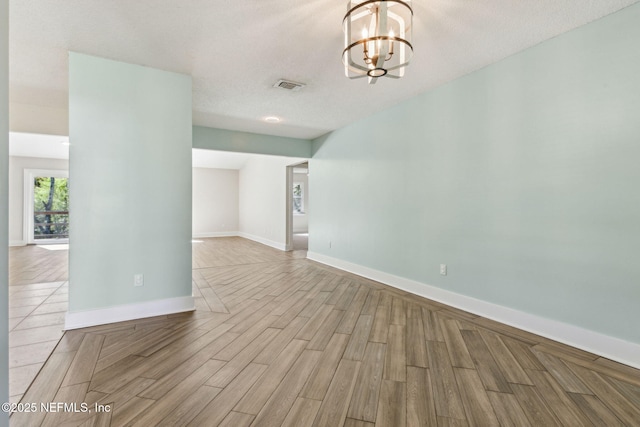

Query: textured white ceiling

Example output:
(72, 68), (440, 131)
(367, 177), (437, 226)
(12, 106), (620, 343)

(9, 132), (69, 159)
(192, 149), (252, 170)
(9, 0), (639, 140)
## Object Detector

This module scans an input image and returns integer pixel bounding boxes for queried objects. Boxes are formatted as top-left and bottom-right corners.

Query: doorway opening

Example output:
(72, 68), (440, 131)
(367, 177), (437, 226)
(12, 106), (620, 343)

(24, 169), (69, 244)
(286, 161), (309, 251)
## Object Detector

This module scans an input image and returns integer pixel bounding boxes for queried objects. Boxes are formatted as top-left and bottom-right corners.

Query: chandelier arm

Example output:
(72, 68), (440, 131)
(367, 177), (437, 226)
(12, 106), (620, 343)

(343, 36), (413, 54)
(344, 55), (375, 73)
(344, 44), (373, 70)
(381, 62), (410, 72)
(374, 1), (389, 69)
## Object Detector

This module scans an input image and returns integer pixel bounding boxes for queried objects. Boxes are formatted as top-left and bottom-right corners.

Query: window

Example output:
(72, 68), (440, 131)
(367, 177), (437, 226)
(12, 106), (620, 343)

(293, 182), (304, 214)
(33, 176), (69, 240)
(24, 169), (70, 244)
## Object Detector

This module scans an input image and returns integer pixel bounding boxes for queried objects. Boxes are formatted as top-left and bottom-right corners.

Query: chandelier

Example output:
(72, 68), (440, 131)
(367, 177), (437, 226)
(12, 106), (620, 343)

(342, 0), (413, 84)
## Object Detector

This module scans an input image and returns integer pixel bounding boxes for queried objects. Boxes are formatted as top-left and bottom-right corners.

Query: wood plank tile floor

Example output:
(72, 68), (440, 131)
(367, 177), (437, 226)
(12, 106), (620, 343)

(8, 244), (69, 403)
(9, 244), (68, 286)
(9, 237), (640, 426)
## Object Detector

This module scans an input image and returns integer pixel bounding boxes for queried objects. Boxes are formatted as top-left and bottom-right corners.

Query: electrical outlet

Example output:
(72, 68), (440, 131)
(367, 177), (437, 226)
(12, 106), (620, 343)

(440, 264), (447, 276)
(134, 274), (144, 287)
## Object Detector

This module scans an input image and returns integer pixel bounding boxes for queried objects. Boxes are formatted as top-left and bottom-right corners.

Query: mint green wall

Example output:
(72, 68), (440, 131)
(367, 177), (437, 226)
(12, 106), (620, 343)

(193, 125), (311, 158)
(0, 0), (9, 420)
(68, 53), (193, 312)
(310, 4), (640, 344)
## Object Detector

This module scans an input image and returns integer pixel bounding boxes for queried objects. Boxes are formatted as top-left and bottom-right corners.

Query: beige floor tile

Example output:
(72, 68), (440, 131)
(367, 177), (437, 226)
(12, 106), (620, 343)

(8, 282), (63, 294)
(13, 312), (66, 330)
(9, 296), (49, 307)
(9, 325), (65, 348)
(9, 317), (26, 331)
(10, 363), (44, 396)
(8, 305), (38, 318)
(10, 393), (24, 404)
(10, 288), (57, 299)
(10, 340), (61, 368)
(43, 293), (69, 303)
(30, 302), (68, 316)
(53, 286), (69, 295)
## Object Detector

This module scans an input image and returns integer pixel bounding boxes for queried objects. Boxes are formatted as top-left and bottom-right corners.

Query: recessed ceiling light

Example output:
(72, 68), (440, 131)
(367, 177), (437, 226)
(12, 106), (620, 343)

(264, 116), (281, 123)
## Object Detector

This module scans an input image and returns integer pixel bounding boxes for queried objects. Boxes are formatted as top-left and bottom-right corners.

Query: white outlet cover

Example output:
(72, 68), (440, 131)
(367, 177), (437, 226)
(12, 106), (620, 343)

(134, 274), (144, 286)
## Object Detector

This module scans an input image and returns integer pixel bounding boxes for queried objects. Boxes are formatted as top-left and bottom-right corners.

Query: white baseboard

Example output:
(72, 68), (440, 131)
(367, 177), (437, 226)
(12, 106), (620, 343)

(307, 251), (640, 370)
(192, 231), (239, 238)
(9, 240), (26, 247)
(237, 232), (286, 251)
(64, 296), (195, 330)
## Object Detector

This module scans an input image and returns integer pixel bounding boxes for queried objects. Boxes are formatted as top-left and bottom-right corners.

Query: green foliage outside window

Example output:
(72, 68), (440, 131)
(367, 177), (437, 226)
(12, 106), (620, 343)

(293, 182), (304, 214)
(34, 177), (69, 239)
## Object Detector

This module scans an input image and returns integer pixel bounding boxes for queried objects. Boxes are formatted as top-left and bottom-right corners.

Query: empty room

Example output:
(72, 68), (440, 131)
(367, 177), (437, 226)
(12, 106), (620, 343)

(1, 0), (640, 426)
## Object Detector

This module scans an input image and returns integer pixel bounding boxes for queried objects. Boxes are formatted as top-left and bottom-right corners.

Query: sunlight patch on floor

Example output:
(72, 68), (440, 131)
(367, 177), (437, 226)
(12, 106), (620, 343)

(36, 244), (69, 251)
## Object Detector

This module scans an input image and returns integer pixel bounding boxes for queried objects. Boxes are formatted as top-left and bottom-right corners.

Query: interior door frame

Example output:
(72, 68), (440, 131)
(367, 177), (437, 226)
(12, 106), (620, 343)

(285, 161), (308, 251)
(24, 168), (69, 245)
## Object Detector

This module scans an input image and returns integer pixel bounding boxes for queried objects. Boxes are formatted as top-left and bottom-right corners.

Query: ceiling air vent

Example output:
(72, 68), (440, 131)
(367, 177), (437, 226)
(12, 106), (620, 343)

(273, 79), (306, 91)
